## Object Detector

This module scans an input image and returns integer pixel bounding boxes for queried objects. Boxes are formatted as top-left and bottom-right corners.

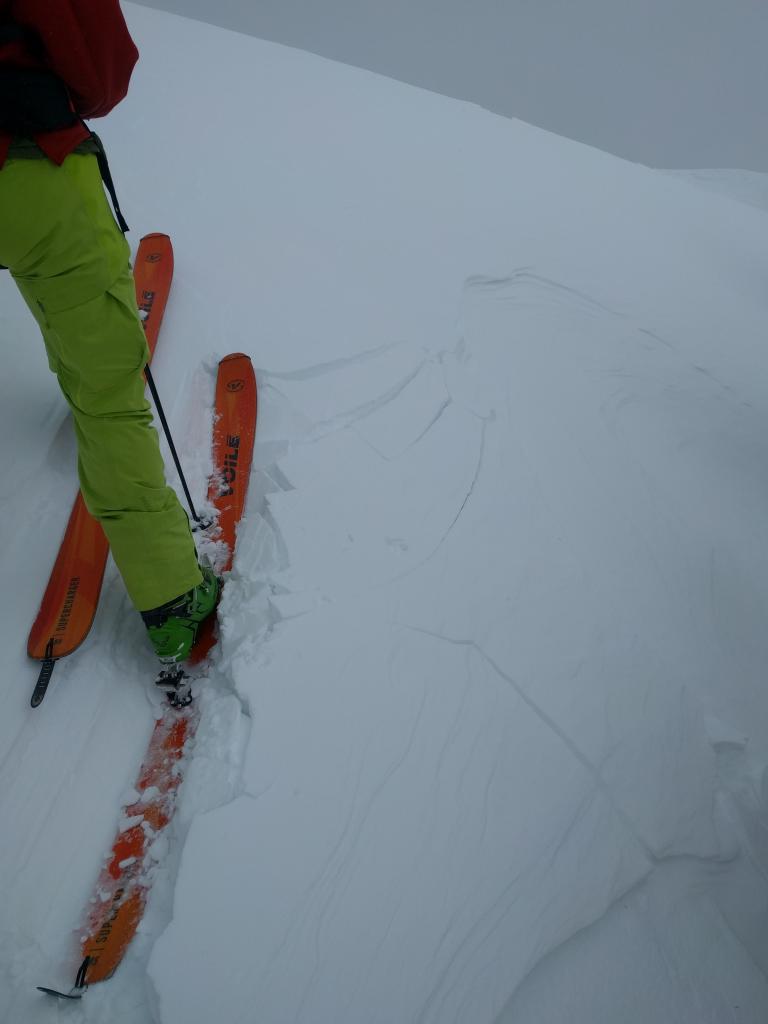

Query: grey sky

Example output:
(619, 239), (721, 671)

(131, 0), (768, 170)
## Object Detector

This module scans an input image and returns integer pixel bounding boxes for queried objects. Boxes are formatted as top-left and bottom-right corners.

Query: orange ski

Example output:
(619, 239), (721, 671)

(191, 352), (257, 663)
(42, 355), (257, 996)
(78, 704), (198, 984)
(28, 234), (174, 707)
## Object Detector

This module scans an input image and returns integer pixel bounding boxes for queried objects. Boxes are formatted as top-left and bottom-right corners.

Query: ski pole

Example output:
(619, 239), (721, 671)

(144, 364), (210, 529)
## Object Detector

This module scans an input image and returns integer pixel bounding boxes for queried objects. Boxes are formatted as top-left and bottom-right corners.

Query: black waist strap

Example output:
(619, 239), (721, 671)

(89, 131), (130, 234)
(0, 132), (130, 271)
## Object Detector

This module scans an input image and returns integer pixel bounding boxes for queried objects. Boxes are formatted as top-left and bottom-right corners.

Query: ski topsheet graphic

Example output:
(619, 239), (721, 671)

(191, 352), (257, 663)
(27, 233), (174, 707)
(39, 354), (257, 999)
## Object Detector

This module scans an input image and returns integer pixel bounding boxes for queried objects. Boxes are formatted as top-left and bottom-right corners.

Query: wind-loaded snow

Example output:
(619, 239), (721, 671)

(1, 3), (768, 1022)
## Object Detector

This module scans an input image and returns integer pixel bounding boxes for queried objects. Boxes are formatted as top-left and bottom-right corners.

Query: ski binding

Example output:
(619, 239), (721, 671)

(155, 665), (194, 707)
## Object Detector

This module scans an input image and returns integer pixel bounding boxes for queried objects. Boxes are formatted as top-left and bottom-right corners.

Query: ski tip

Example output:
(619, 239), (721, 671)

(37, 986), (84, 1000)
(140, 231), (171, 243)
(220, 352), (251, 363)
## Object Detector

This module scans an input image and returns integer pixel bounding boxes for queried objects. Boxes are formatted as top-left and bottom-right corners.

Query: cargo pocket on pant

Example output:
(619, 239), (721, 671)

(46, 280), (150, 414)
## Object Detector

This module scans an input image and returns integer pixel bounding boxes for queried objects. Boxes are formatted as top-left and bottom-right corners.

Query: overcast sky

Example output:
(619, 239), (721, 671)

(131, 0), (768, 170)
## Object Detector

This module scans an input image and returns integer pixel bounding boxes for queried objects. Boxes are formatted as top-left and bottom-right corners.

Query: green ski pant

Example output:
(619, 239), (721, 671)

(0, 152), (201, 611)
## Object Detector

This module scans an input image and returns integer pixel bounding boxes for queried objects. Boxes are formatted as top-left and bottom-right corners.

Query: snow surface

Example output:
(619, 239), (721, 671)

(2, 4), (768, 1022)
(665, 169), (768, 215)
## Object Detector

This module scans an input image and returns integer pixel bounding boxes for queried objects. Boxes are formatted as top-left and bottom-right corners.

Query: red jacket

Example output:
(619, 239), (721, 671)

(0, 0), (138, 166)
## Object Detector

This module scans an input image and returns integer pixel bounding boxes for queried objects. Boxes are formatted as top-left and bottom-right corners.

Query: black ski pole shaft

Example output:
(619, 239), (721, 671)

(144, 364), (205, 527)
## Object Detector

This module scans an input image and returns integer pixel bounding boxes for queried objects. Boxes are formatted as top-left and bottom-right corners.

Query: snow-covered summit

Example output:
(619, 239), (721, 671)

(2, 4), (768, 1022)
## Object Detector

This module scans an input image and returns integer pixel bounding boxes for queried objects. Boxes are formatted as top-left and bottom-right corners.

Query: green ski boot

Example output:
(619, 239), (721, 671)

(141, 565), (219, 664)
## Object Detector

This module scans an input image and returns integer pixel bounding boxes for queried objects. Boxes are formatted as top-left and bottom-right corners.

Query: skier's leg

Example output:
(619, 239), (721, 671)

(34, 272), (204, 610)
(0, 152), (202, 611)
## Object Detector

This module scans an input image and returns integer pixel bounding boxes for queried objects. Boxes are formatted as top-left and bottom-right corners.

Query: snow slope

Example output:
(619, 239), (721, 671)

(665, 169), (768, 214)
(2, 4), (768, 1022)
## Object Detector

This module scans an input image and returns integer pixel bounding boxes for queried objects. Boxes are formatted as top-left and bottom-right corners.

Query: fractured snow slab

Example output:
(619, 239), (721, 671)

(151, 612), (650, 1023)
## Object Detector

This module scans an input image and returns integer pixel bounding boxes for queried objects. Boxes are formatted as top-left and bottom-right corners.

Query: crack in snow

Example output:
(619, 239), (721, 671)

(265, 341), (402, 382)
(352, 393), (454, 463)
(465, 269), (628, 322)
(400, 623), (655, 863)
(303, 359), (428, 443)
(385, 416), (487, 589)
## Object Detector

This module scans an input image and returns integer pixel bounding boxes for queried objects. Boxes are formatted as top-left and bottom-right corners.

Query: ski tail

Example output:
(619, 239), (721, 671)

(78, 706), (197, 985)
